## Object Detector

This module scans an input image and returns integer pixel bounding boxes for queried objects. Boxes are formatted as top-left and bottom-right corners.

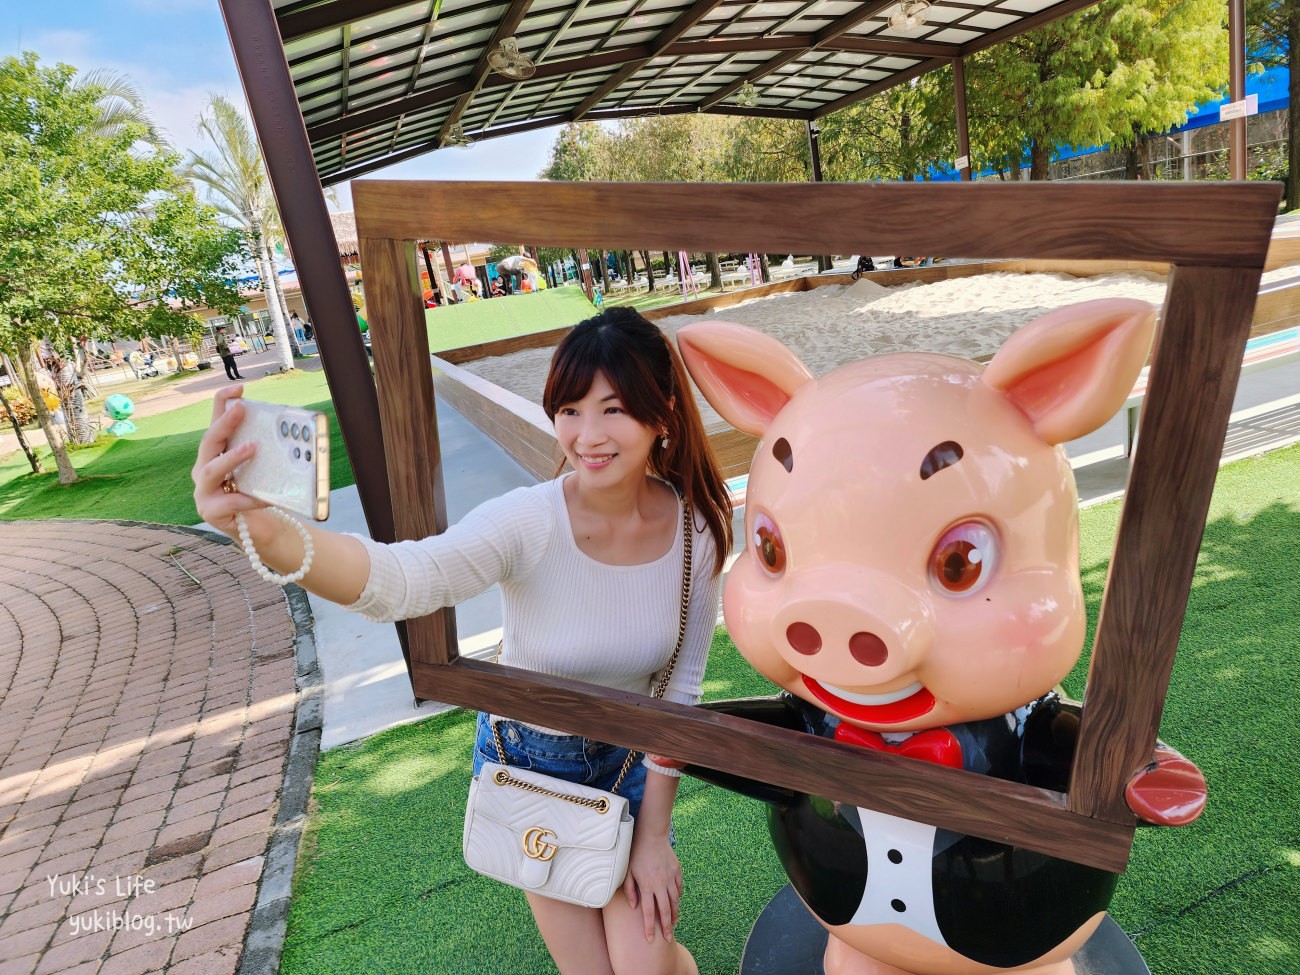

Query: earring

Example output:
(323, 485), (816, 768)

(660, 432), (670, 449)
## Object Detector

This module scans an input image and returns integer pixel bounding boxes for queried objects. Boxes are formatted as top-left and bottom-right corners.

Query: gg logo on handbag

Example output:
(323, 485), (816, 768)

(522, 826), (558, 861)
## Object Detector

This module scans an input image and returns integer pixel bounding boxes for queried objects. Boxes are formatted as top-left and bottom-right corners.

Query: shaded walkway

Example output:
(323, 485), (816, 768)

(0, 522), (315, 975)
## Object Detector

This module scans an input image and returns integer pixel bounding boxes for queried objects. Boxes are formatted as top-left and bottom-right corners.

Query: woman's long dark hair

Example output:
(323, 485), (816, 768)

(543, 306), (733, 575)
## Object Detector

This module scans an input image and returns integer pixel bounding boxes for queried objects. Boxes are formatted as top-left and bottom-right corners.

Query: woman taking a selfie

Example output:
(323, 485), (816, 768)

(193, 307), (732, 975)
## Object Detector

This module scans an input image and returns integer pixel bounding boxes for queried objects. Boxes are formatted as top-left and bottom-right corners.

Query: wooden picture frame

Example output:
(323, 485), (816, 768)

(353, 179), (1279, 873)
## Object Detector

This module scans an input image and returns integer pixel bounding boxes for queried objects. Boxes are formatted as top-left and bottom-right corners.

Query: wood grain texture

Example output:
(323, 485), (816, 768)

(352, 181), (1280, 266)
(436, 325), (574, 365)
(1265, 232), (1300, 270)
(642, 277), (810, 319)
(1070, 265), (1265, 822)
(430, 355), (561, 481)
(414, 658), (1135, 872)
(358, 236), (459, 666)
(353, 179), (1278, 875)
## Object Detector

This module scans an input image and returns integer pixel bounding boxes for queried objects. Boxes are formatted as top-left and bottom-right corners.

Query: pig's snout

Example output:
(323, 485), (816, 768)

(771, 568), (932, 683)
(785, 624), (889, 666)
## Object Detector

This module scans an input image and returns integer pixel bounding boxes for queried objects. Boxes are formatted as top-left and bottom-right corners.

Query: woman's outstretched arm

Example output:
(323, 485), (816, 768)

(192, 385), (371, 604)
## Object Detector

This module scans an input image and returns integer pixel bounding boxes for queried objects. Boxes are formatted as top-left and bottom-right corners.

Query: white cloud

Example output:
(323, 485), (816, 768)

(125, 0), (213, 11)
(18, 28), (96, 66)
(16, 27), (243, 158)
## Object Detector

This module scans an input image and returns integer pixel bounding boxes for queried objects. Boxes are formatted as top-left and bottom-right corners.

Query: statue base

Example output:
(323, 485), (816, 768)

(739, 884), (1150, 975)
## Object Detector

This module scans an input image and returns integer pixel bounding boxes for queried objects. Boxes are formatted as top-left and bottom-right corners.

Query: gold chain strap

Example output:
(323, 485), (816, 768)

(492, 496), (694, 805)
(489, 766), (612, 813)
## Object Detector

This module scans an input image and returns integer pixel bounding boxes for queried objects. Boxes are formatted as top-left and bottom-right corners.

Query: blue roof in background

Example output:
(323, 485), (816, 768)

(233, 267), (297, 286)
(929, 64), (1289, 180)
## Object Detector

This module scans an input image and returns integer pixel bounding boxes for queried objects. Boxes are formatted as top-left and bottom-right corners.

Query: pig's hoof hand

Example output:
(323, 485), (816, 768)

(1125, 745), (1206, 826)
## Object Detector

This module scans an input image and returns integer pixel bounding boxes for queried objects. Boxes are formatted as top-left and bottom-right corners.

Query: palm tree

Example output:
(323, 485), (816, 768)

(75, 69), (169, 148)
(186, 96), (294, 373)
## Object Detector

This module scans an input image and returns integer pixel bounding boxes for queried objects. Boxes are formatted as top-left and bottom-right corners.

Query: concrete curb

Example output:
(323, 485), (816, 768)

(238, 582), (321, 975)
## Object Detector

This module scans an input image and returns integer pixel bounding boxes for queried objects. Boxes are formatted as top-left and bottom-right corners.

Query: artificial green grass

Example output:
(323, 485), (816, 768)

(0, 369), (354, 524)
(1073, 443), (1300, 972)
(426, 286), (596, 353)
(283, 444), (1300, 975)
(281, 628), (785, 975)
(604, 285), (728, 314)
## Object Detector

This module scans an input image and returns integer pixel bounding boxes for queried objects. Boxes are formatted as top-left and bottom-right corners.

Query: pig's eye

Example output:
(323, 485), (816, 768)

(929, 521), (997, 595)
(752, 513), (786, 576)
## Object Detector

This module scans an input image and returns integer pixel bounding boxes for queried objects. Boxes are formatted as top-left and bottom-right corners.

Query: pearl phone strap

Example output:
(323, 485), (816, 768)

(234, 508), (314, 585)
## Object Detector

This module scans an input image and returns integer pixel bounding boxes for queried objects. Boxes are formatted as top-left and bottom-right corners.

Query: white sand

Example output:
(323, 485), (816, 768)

(458, 268), (1299, 431)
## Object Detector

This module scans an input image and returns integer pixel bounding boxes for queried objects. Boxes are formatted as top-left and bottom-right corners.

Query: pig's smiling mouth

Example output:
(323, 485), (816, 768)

(802, 678), (936, 725)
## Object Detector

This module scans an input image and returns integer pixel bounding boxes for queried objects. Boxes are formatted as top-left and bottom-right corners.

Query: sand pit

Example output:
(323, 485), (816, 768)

(456, 267), (1299, 434)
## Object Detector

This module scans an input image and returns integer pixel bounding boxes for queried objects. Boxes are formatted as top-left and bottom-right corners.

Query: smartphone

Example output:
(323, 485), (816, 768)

(227, 399), (330, 521)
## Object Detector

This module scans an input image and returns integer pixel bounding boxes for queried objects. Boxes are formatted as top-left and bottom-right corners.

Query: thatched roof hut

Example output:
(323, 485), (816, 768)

(330, 209), (358, 262)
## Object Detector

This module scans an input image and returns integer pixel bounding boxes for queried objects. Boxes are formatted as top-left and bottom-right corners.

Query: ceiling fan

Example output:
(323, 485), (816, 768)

(444, 123), (474, 148)
(488, 37), (537, 81)
(888, 0), (932, 32)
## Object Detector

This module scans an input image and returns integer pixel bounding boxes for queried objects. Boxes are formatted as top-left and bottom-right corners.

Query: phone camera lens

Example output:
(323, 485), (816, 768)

(280, 420), (289, 438)
(293, 446), (302, 459)
(291, 423), (301, 440)
(301, 426), (312, 443)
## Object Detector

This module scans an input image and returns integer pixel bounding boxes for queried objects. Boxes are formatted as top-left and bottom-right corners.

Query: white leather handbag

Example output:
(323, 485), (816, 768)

(463, 759), (636, 908)
(462, 499), (694, 908)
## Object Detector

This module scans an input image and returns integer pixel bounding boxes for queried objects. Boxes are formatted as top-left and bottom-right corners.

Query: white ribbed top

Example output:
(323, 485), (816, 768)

(346, 476), (721, 770)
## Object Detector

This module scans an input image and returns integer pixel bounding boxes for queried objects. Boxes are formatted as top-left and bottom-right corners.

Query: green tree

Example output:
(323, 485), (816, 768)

(718, 117), (808, 183)
(0, 53), (243, 482)
(819, 74), (956, 182)
(123, 191), (245, 369)
(187, 95), (296, 372)
(967, 0), (1227, 179)
(1099, 0), (1228, 178)
(75, 68), (168, 148)
(1247, 0), (1299, 205)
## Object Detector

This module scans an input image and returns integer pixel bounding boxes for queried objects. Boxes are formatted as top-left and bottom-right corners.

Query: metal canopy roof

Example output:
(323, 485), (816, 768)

(275, 0), (1099, 185)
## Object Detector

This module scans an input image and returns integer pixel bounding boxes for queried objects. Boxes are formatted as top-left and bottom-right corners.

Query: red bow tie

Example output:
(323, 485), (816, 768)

(834, 724), (963, 769)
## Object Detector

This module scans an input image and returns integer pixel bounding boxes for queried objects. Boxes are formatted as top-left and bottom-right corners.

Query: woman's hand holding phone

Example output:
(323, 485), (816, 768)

(192, 386), (280, 546)
(193, 385), (370, 604)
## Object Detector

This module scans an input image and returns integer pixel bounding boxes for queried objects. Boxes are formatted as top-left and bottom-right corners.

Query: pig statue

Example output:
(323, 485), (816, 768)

(674, 299), (1207, 975)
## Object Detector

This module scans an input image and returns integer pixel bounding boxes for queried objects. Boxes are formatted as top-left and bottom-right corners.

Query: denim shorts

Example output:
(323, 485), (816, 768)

(472, 711), (651, 823)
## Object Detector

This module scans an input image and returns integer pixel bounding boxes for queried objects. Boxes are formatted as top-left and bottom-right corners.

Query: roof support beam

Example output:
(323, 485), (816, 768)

(957, 0), (1100, 57)
(953, 56), (971, 180)
(279, 0), (420, 41)
(588, 104), (811, 123)
(822, 36), (957, 59)
(813, 56), (946, 117)
(309, 79), (474, 142)
(698, 0), (895, 111)
(317, 100), (816, 185)
(569, 0), (730, 122)
(389, 5), (450, 152)
(435, 0), (534, 148)
(306, 44), (653, 142)
(305, 25), (961, 146)
(339, 24), (353, 164)
(486, 0), (596, 128)
(218, 0), (418, 694)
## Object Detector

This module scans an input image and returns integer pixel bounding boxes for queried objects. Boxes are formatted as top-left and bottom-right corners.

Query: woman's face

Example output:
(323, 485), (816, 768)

(553, 370), (659, 489)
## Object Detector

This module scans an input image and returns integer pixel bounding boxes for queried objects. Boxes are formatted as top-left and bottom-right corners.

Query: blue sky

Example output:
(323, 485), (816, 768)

(1, 1), (560, 209)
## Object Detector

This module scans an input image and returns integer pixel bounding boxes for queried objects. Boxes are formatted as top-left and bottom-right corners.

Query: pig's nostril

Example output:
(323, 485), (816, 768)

(850, 632), (889, 666)
(786, 622), (822, 655)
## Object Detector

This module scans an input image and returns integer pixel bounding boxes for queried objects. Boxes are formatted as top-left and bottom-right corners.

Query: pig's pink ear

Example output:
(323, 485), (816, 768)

(982, 298), (1156, 445)
(677, 321), (815, 436)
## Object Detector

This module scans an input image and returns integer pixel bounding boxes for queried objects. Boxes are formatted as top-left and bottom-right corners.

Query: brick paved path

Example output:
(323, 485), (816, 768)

(0, 521), (304, 975)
